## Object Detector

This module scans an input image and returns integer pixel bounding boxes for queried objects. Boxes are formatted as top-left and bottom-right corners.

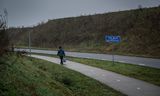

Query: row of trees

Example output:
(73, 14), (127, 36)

(0, 9), (9, 55)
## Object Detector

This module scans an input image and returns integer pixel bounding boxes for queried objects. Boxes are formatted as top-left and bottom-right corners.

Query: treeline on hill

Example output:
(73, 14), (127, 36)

(9, 7), (160, 57)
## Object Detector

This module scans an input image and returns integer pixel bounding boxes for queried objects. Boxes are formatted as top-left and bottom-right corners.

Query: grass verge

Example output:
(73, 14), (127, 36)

(0, 53), (125, 96)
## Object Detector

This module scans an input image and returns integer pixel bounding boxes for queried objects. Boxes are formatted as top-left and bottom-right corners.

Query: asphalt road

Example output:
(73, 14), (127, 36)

(15, 48), (160, 69)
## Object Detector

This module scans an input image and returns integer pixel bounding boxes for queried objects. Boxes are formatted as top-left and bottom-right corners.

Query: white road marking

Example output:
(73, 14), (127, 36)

(137, 87), (141, 90)
(116, 79), (121, 82)
(101, 59), (107, 60)
(119, 61), (125, 63)
(138, 63), (145, 66)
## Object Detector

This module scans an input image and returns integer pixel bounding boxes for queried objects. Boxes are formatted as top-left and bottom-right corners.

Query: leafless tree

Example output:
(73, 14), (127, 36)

(0, 9), (9, 55)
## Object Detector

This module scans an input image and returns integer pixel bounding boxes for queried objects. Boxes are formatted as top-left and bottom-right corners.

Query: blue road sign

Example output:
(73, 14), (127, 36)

(105, 35), (121, 43)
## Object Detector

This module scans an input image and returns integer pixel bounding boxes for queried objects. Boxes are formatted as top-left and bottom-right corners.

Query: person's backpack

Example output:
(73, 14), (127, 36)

(58, 50), (65, 56)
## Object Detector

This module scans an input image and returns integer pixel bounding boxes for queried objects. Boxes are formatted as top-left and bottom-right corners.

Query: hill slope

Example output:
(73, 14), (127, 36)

(9, 7), (160, 57)
(0, 54), (125, 96)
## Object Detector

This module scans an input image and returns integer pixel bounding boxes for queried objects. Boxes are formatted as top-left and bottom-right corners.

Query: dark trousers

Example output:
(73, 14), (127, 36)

(59, 56), (63, 64)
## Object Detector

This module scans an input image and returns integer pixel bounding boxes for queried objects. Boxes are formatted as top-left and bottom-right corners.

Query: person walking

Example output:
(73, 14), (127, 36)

(57, 46), (65, 65)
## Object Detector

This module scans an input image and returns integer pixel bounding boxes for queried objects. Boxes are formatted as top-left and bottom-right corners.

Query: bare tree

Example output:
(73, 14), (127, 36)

(0, 9), (9, 55)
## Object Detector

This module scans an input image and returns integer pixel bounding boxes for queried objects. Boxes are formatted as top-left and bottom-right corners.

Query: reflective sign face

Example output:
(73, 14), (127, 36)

(105, 35), (121, 43)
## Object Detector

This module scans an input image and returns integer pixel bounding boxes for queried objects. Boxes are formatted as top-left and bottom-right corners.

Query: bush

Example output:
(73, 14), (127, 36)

(0, 29), (9, 55)
(62, 77), (73, 86)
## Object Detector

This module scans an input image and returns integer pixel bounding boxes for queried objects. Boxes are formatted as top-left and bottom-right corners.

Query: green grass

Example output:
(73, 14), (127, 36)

(0, 53), (125, 96)
(67, 57), (160, 86)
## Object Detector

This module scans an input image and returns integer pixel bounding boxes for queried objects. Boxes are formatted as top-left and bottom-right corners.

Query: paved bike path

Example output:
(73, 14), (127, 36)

(29, 54), (160, 96)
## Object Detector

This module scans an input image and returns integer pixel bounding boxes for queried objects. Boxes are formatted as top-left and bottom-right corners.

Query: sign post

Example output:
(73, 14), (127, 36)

(105, 35), (121, 64)
(112, 47), (114, 64)
(28, 31), (31, 56)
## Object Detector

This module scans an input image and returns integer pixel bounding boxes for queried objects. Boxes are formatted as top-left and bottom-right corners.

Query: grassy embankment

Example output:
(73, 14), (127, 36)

(31, 53), (160, 86)
(0, 53), (125, 96)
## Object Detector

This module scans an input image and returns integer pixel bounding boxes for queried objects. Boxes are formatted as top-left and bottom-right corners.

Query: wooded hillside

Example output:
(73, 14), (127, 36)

(8, 7), (160, 57)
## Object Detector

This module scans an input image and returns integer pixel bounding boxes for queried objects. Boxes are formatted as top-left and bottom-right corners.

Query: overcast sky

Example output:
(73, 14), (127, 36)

(0, 0), (160, 27)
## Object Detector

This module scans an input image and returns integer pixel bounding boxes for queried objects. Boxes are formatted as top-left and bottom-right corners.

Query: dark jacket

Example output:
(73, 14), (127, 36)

(57, 49), (65, 57)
